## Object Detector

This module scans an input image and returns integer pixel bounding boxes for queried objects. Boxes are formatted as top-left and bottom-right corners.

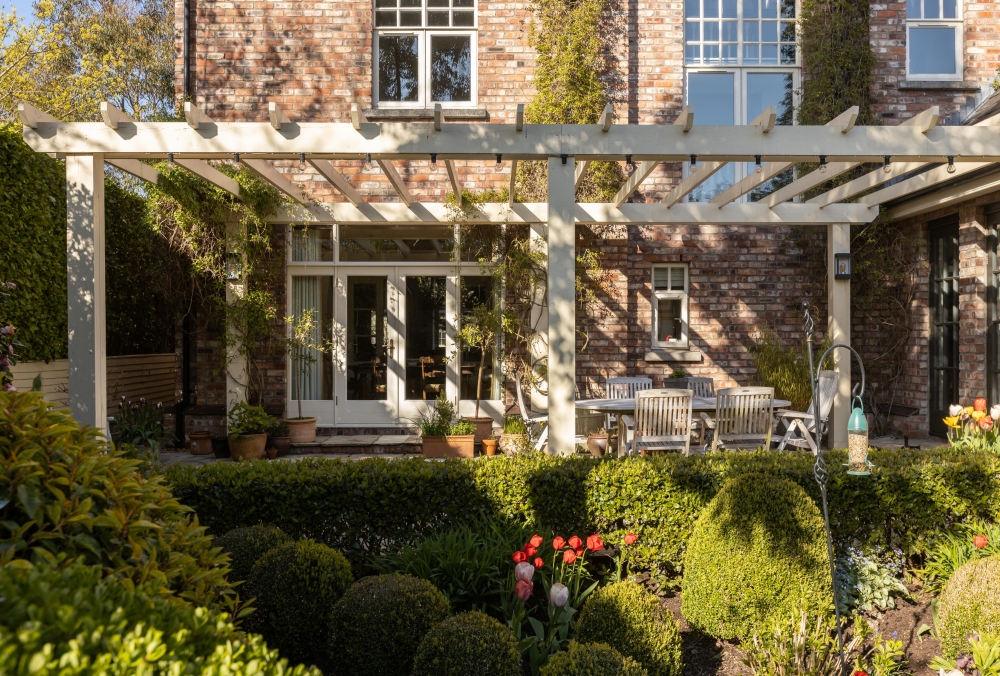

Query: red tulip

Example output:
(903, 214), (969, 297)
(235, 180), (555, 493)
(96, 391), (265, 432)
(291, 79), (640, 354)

(575, 546), (585, 556)
(529, 534), (544, 548)
(563, 549), (577, 564)
(624, 533), (638, 545)
(980, 416), (994, 431)
(974, 398), (988, 412)
(534, 557), (544, 568)
(523, 544), (538, 557)
(568, 535), (583, 550)
(974, 534), (988, 549)
(515, 579), (533, 602)
(552, 536), (566, 550)
(853, 671), (869, 676)
(512, 551), (528, 563)
(586, 534), (604, 551)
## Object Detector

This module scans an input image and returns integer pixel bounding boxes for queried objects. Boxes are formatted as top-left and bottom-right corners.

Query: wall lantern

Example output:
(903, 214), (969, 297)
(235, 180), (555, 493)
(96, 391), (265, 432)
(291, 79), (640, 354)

(834, 252), (852, 280)
(847, 396), (871, 475)
(226, 252), (243, 281)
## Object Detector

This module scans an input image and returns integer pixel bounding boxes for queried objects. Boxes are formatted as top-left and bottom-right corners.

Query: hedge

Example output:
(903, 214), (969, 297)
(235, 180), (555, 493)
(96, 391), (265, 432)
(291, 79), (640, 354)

(165, 448), (1000, 575)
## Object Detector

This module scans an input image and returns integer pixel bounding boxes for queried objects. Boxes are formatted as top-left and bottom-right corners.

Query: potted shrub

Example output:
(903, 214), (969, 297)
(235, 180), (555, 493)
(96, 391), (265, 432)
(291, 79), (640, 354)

(457, 302), (504, 442)
(499, 414), (529, 455)
(228, 401), (272, 461)
(415, 392), (476, 458)
(283, 308), (332, 444)
(587, 427), (609, 458)
(267, 419), (292, 457)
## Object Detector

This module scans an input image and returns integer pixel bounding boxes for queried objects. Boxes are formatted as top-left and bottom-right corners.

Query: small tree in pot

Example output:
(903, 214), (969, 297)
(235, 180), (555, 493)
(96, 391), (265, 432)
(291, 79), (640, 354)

(457, 301), (511, 442)
(284, 308), (332, 443)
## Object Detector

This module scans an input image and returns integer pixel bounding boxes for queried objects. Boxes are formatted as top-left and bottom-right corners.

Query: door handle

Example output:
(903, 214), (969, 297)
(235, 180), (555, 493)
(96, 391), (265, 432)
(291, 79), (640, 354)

(388, 339), (395, 358)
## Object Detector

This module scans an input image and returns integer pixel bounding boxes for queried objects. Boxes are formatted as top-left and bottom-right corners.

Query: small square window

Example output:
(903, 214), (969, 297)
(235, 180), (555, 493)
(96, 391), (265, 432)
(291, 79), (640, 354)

(652, 266), (689, 347)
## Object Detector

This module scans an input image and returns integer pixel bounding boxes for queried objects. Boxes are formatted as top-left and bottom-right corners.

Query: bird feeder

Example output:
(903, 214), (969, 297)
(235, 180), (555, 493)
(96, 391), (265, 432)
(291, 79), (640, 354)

(847, 396), (871, 475)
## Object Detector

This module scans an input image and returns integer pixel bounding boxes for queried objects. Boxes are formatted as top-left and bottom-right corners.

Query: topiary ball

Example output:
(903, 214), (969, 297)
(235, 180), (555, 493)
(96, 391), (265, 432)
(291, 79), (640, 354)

(575, 581), (683, 676)
(215, 525), (291, 583)
(330, 573), (451, 676)
(245, 539), (353, 670)
(411, 610), (521, 676)
(938, 556), (1000, 657)
(681, 472), (831, 641)
(540, 641), (648, 676)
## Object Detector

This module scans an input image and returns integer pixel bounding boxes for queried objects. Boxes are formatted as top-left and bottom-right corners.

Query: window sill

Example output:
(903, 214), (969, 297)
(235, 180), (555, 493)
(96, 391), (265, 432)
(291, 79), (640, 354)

(898, 80), (981, 91)
(644, 348), (703, 363)
(364, 108), (489, 121)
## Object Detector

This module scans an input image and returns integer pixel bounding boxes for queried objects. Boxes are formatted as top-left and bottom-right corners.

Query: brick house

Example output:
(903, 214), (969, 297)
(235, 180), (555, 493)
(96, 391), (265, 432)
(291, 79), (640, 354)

(168, 0), (1000, 442)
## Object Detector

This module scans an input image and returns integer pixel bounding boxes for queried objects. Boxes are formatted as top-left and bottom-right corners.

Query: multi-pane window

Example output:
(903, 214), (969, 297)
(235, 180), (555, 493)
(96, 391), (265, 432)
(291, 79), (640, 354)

(375, 0), (476, 107)
(652, 265), (689, 347)
(906, 0), (962, 80)
(685, 0), (796, 66)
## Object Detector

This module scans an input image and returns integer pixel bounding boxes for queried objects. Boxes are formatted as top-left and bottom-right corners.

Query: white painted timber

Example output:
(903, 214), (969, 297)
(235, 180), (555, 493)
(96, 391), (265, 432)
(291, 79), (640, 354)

(393, 239), (410, 256)
(242, 158), (309, 204)
(66, 154), (108, 433)
(600, 104), (614, 132)
(18, 101), (59, 128)
(106, 158), (160, 184)
(614, 161), (659, 207)
(888, 168), (1000, 220)
(100, 102), (134, 130)
(268, 102), (291, 130)
(351, 103), (367, 131)
(754, 106), (777, 133)
(547, 156), (576, 456)
(445, 160), (463, 206)
(183, 102), (212, 130)
(661, 162), (727, 206)
(574, 161), (591, 189)
(807, 161), (929, 206)
(309, 159), (363, 206)
(175, 159), (241, 197)
(828, 224), (851, 449)
(764, 161), (859, 207)
(835, 106), (860, 133)
(861, 161), (993, 206)
(509, 159), (518, 206)
(675, 106), (694, 132)
(377, 160), (414, 207)
(515, 104), (524, 131)
(434, 103), (442, 131)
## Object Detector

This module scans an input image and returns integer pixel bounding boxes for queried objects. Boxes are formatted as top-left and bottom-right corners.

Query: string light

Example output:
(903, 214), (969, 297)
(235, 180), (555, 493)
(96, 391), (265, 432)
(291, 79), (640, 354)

(883, 155), (892, 173)
(232, 152), (240, 165)
(690, 154), (697, 166)
(496, 154), (503, 170)
(167, 153), (175, 169)
(625, 154), (635, 174)
(298, 153), (306, 171)
(947, 156), (956, 174)
(818, 155), (827, 174)
(754, 155), (763, 174)
(430, 153), (437, 166)
(364, 153), (372, 170)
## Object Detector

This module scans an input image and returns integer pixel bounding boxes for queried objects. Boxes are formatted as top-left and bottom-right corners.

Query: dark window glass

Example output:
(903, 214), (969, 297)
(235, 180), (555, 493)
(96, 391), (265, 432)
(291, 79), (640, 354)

(454, 0), (475, 7)
(405, 277), (447, 401)
(431, 35), (471, 102)
(376, 10), (397, 26)
(722, 0), (737, 17)
(428, 10), (450, 24)
(780, 0), (794, 17)
(929, 216), (959, 436)
(427, 0), (448, 6)
(399, 10), (422, 24)
(378, 35), (419, 102)
(761, 0), (777, 17)
(780, 44), (796, 63)
(743, 0), (758, 18)
(346, 277), (388, 401)
(704, 0), (718, 17)
(453, 10), (474, 25)
(376, 0), (396, 7)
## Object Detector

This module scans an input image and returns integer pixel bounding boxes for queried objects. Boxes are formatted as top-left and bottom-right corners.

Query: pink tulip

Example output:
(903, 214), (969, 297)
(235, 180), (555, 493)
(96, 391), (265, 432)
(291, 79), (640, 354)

(550, 582), (569, 608)
(514, 562), (535, 581)
(514, 579), (533, 602)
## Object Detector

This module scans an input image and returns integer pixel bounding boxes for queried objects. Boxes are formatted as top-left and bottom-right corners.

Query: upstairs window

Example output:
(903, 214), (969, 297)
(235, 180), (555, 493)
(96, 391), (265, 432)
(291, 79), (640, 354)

(906, 0), (962, 80)
(375, 0), (476, 107)
(685, 0), (796, 66)
(652, 265), (689, 347)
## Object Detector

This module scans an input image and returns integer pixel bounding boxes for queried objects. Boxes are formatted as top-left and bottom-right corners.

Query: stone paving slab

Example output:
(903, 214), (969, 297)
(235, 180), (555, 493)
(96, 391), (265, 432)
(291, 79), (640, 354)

(159, 450), (424, 467)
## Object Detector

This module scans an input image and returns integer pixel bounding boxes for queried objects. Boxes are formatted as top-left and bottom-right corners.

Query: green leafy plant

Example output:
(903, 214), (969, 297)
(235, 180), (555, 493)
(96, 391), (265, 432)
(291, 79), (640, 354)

(227, 401), (273, 438)
(118, 441), (165, 478)
(835, 549), (908, 614)
(270, 419), (291, 437)
(0, 280), (22, 391)
(284, 307), (332, 420)
(682, 473), (832, 641)
(748, 327), (831, 412)
(412, 610), (522, 676)
(451, 419), (477, 435)
(916, 519), (1000, 593)
(856, 637), (907, 676)
(931, 632), (1000, 676)
(503, 414), (528, 435)
(667, 369), (687, 379)
(330, 573), (452, 676)
(245, 539), (354, 672)
(214, 525), (292, 584)
(575, 581), (683, 676)
(741, 607), (850, 676)
(458, 301), (508, 419)
(111, 395), (173, 448)
(937, 556), (1000, 657)
(539, 641), (648, 676)
(413, 391), (473, 436)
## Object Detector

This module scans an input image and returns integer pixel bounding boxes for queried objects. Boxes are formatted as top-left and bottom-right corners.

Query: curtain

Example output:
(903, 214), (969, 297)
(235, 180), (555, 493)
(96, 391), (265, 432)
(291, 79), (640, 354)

(291, 276), (323, 400)
(292, 227), (322, 261)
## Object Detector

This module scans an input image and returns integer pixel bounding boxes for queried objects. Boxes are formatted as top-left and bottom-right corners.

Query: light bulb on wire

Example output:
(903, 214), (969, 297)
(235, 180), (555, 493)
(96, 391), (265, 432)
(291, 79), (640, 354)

(754, 155), (763, 174)
(364, 153), (372, 170)
(625, 154), (635, 174)
(883, 156), (892, 173)
(167, 153), (175, 170)
(818, 155), (827, 174)
(233, 152), (241, 165)
(496, 154), (503, 170)
(947, 156), (956, 174)
(298, 153), (307, 172)
(430, 153), (437, 167)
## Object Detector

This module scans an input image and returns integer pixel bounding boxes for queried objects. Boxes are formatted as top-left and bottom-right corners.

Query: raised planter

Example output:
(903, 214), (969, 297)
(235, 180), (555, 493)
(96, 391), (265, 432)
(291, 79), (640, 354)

(499, 433), (529, 456)
(422, 434), (475, 458)
(229, 433), (266, 461)
(463, 417), (495, 443)
(285, 417), (317, 443)
(188, 431), (214, 455)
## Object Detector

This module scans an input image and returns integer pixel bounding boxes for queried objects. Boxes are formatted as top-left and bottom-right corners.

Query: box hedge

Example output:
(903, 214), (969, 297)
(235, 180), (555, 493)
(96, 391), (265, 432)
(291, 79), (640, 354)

(540, 641), (648, 676)
(411, 610), (521, 676)
(215, 525), (292, 583)
(165, 448), (1000, 576)
(937, 556), (1000, 657)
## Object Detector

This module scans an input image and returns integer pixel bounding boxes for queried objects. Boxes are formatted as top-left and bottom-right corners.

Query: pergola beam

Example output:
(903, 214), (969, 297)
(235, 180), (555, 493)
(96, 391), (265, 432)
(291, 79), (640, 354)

(445, 160), (462, 206)
(268, 102), (291, 130)
(613, 161), (659, 206)
(861, 161), (993, 207)
(378, 160), (413, 207)
(106, 158), (160, 184)
(100, 102), (134, 130)
(241, 158), (308, 204)
(661, 162), (726, 206)
(18, 101), (59, 128)
(183, 102), (212, 130)
(888, 168), (1000, 220)
(807, 161), (927, 206)
(175, 159), (241, 197)
(309, 159), (363, 206)
(392, 239), (410, 256)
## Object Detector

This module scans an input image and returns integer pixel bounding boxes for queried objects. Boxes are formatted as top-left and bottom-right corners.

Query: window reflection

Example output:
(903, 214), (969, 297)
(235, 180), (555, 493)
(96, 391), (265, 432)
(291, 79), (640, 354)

(431, 35), (472, 101)
(378, 35), (419, 102)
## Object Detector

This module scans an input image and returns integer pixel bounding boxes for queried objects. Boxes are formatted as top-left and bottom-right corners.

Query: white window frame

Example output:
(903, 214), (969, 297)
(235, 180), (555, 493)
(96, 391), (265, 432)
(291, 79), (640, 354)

(374, 11), (478, 109)
(652, 264), (690, 348)
(905, 10), (963, 82)
(684, 0), (799, 68)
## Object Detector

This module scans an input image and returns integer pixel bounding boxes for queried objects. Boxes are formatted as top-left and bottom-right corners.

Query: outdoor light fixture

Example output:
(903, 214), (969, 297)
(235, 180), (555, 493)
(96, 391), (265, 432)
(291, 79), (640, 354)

(496, 154), (503, 169)
(834, 252), (852, 280)
(883, 156), (892, 173)
(232, 153), (241, 165)
(847, 397), (870, 475)
(625, 154), (635, 174)
(167, 153), (175, 169)
(754, 155), (763, 174)
(690, 154), (697, 165)
(364, 153), (372, 170)
(430, 153), (437, 166)
(561, 154), (568, 165)
(947, 156), (957, 173)
(225, 252), (243, 281)
(298, 153), (307, 171)
(818, 155), (827, 173)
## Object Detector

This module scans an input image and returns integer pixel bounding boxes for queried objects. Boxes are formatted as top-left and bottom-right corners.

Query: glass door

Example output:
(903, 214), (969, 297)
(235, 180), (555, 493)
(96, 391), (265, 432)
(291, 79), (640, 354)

(929, 215), (960, 437)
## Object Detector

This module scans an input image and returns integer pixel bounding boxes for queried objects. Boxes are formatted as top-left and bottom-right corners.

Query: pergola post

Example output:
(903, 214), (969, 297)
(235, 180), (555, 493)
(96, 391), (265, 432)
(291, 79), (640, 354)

(827, 223), (851, 449)
(225, 220), (248, 421)
(547, 156), (576, 456)
(66, 154), (108, 433)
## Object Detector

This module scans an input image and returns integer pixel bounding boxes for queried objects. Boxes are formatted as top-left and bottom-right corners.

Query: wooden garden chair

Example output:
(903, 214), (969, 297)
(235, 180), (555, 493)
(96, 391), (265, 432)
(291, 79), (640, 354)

(776, 370), (837, 452)
(701, 386), (774, 451)
(628, 389), (696, 457)
(686, 377), (715, 445)
(515, 376), (549, 452)
(606, 377), (653, 447)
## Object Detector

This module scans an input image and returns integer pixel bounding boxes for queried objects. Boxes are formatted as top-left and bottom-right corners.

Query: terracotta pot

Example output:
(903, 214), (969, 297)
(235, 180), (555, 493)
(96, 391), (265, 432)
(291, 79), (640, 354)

(482, 438), (498, 456)
(587, 433), (608, 458)
(285, 417), (317, 443)
(266, 447), (278, 459)
(499, 433), (529, 456)
(268, 436), (292, 457)
(422, 434), (475, 458)
(463, 417), (495, 443)
(188, 431), (214, 455)
(229, 433), (266, 461)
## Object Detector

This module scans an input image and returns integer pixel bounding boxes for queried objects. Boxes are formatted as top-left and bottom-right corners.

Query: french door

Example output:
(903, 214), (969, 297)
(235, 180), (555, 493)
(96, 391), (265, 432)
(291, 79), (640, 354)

(929, 215), (960, 437)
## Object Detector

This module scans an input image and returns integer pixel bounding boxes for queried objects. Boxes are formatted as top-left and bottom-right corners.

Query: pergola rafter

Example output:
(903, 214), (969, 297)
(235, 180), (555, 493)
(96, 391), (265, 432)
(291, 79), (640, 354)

(21, 98), (1000, 455)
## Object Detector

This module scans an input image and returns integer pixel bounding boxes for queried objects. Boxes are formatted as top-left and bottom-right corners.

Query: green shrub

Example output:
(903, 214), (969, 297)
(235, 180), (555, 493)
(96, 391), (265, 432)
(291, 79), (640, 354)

(215, 525), (292, 583)
(1, 392), (234, 610)
(0, 560), (320, 676)
(411, 610), (521, 676)
(938, 557), (1000, 658)
(681, 473), (831, 641)
(166, 447), (1000, 579)
(575, 582), (682, 676)
(917, 518), (1000, 593)
(245, 539), (353, 670)
(539, 641), (648, 676)
(331, 573), (451, 676)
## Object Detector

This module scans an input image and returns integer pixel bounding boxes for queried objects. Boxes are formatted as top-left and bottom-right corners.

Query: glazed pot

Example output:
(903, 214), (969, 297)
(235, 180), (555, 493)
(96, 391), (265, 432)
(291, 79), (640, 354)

(482, 438), (498, 457)
(229, 433), (266, 461)
(463, 417), (495, 443)
(285, 417), (317, 443)
(268, 436), (292, 457)
(499, 433), (529, 456)
(211, 437), (230, 458)
(422, 434), (475, 458)
(587, 433), (608, 458)
(188, 431), (214, 455)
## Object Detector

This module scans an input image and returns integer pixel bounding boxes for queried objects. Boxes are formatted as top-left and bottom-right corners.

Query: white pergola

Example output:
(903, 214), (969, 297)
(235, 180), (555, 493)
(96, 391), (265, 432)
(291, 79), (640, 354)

(19, 99), (1000, 453)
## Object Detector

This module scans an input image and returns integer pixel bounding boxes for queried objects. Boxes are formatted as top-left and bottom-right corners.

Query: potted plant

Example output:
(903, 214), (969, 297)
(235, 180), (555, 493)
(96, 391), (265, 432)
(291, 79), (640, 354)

(267, 419), (292, 457)
(283, 308), (331, 443)
(266, 446), (278, 460)
(228, 401), (273, 461)
(415, 392), (477, 458)
(457, 301), (506, 443)
(587, 427), (609, 458)
(481, 434), (499, 456)
(499, 414), (529, 455)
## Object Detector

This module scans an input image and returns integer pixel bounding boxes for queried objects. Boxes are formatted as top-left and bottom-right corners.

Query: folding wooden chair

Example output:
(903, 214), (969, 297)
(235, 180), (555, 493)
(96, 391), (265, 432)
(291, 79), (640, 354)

(629, 388), (695, 457)
(702, 386), (774, 451)
(776, 370), (837, 452)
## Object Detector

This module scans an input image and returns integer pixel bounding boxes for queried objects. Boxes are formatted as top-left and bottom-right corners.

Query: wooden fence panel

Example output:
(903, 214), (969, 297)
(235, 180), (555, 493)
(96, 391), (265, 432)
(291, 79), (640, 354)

(10, 354), (177, 409)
